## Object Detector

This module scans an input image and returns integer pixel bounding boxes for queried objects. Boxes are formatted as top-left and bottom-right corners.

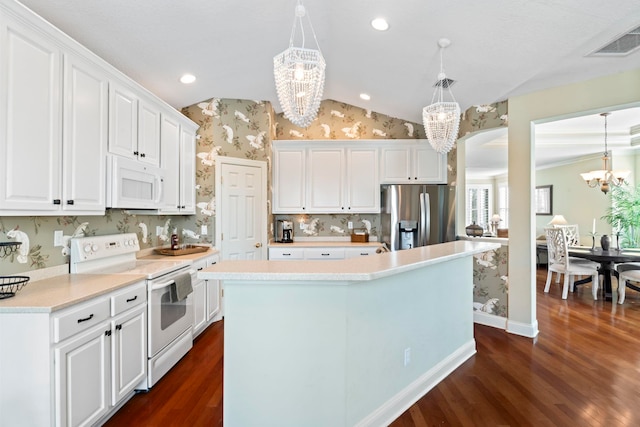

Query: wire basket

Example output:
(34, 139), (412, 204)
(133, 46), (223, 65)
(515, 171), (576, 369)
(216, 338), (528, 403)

(0, 276), (30, 299)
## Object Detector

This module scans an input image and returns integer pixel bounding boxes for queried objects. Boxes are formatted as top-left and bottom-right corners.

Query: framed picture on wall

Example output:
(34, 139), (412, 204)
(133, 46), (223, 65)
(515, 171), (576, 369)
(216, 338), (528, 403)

(535, 185), (552, 215)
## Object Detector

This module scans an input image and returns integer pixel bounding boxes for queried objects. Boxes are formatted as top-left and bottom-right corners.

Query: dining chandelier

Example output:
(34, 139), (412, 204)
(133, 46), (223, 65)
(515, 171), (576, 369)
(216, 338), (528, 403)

(580, 112), (630, 194)
(422, 38), (461, 154)
(273, 0), (325, 128)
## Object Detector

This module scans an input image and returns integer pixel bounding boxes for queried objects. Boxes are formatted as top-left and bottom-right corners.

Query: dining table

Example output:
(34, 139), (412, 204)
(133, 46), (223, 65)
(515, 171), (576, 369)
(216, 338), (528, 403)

(567, 246), (640, 301)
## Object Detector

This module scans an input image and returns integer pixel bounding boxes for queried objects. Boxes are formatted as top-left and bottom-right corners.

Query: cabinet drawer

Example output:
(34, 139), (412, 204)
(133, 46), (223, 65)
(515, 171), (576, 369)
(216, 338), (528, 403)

(269, 247), (305, 260)
(305, 248), (345, 260)
(192, 259), (207, 271)
(345, 247), (379, 258)
(111, 281), (147, 316)
(53, 298), (110, 343)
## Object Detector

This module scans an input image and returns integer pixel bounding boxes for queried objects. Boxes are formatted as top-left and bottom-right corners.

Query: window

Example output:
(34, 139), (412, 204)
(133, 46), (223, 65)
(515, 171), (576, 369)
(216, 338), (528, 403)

(466, 185), (492, 231)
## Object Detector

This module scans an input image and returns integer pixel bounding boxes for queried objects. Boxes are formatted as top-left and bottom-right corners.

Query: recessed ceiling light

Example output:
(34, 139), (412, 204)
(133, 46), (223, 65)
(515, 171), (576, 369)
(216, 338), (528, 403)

(360, 93), (371, 101)
(371, 18), (389, 31)
(180, 74), (196, 84)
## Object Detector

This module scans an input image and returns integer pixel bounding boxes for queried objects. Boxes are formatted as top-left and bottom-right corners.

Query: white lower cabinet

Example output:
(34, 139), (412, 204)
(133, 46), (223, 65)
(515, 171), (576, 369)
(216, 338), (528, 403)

(0, 280), (147, 427)
(269, 245), (380, 260)
(192, 254), (221, 337)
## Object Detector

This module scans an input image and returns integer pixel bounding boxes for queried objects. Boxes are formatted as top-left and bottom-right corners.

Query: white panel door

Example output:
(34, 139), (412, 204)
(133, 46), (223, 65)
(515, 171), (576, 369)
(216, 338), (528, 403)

(62, 53), (108, 212)
(0, 18), (62, 211)
(179, 125), (196, 214)
(380, 146), (412, 183)
(220, 162), (265, 260)
(413, 145), (447, 183)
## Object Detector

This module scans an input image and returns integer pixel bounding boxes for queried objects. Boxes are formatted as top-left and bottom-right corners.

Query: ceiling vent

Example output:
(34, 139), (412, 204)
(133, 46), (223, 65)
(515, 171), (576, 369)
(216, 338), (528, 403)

(589, 25), (640, 56)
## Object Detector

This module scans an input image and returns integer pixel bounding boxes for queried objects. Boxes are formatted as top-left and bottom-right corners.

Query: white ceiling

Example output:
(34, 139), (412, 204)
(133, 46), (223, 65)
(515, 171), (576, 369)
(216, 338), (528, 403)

(465, 107), (640, 179)
(17, 0), (640, 126)
(16, 0), (640, 177)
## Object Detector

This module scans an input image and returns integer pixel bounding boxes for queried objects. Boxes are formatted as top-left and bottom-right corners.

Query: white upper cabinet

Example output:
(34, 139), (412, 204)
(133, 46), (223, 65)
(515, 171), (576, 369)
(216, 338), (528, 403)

(0, 15), (62, 212)
(273, 146), (307, 213)
(137, 96), (161, 166)
(0, 11), (108, 215)
(109, 83), (161, 167)
(307, 148), (344, 212)
(380, 141), (447, 184)
(62, 53), (108, 212)
(272, 141), (380, 214)
(159, 112), (197, 215)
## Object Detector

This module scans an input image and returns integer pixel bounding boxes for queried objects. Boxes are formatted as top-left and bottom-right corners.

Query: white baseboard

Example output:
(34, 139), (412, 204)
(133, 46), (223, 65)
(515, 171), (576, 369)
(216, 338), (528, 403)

(355, 339), (476, 427)
(506, 319), (539, 338)
(473, 310), (507, 329)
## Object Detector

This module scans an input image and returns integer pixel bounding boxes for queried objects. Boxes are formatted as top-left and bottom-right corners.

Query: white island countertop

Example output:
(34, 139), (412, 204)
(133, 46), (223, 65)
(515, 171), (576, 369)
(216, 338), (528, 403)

(200, 240), (499, 282)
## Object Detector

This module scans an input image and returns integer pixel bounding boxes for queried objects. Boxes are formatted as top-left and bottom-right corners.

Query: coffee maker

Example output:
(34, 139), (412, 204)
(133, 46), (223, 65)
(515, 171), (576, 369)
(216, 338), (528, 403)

(276, 220), (294, 243)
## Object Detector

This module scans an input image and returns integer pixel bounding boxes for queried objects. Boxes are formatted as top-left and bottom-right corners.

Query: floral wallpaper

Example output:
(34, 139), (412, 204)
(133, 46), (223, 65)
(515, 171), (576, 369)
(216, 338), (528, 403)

(459, 100), (510, 321)
(473, 245), (508, 317)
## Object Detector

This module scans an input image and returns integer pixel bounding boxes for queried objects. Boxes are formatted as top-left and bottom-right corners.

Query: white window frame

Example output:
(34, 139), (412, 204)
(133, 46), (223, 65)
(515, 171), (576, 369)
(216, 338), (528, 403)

(466, 184), (493, 232)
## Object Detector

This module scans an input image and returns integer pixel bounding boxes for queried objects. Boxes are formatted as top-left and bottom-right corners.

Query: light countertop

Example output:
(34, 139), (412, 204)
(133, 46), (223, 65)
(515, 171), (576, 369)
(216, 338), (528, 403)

(0, 247), (219, 313)
(0, 274), (146, 313)
(200, 240), (500, 282)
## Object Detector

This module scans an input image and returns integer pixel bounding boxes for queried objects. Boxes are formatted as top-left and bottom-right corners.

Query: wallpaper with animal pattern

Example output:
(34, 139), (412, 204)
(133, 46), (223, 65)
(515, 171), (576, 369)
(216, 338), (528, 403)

(2, 95), (510, 324)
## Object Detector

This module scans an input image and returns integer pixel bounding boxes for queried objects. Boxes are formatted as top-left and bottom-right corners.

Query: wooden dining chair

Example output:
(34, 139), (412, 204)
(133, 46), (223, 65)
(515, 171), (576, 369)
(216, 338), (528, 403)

(616, 263), (640, 304)
(545, 227), (600, 300)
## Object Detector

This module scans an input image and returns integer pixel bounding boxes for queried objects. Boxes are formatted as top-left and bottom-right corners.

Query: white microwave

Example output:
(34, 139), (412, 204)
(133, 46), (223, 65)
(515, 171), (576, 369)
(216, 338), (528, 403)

(106, 155), (164, 209)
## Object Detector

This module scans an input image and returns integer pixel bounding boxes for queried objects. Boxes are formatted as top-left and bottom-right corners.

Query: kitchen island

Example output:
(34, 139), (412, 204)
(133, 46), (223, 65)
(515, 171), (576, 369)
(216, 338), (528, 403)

(199, 240), (499, 427)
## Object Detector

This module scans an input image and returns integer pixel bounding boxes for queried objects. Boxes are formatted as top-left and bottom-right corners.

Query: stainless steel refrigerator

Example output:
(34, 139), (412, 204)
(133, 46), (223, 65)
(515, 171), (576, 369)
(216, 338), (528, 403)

(380, 184), (456, 251)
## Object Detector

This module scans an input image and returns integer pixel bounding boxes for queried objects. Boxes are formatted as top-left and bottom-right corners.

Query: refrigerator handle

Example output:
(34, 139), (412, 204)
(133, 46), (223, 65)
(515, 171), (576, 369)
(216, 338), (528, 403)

(419, 193), (431, 246)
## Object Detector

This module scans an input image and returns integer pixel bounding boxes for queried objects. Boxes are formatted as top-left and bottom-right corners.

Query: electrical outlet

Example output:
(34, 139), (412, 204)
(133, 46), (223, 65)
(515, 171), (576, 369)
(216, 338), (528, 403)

(54, 230), (63, 247)
(348, 221), (353, 229)
(403, 348), (411, 367)
(300, 222), (306, 230)
(201, 225), (208, 235)
(156, 226), (163, 236)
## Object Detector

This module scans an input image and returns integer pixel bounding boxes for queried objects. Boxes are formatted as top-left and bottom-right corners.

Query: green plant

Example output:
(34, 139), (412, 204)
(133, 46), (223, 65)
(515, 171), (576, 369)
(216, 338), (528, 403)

(602, 183), (640, 248)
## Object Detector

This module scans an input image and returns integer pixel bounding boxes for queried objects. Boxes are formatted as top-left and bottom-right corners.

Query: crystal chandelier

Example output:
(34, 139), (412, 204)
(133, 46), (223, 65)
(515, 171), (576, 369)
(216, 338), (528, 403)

(422, 38), (461, 154)
(580, 112), (630, 194)
(273, 0), (325, 128)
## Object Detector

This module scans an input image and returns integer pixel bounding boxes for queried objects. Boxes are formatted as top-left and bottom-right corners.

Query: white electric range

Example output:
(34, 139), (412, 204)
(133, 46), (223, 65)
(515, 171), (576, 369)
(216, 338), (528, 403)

(70, 233), (195, 389)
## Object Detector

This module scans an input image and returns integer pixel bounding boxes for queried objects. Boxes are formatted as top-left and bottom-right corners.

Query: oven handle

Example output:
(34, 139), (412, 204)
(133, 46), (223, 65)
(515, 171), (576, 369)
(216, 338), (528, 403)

(150, 279), (175, 291)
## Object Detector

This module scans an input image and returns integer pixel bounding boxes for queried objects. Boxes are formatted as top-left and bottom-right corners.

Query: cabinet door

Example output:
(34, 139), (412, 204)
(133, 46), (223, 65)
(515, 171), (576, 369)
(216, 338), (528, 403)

(137, 98), (161, 166)
(159, 113), (181, 213)
(307, 148), (344, 212)
(206, 256), (221, 321)
(111, 305), (146, 405)
(380, 146), (412, 183)
(272, 148), (306, 213)
(413, 145), (447, 183)
(179, 125), (197, 214)
(108, 82), (138, 160)
(62, 53), (108, 212)
(346, 148), (380, 213)
(55, 324), (110, 427)
(0, 18), (62, 211)
(193, 278), (207, 336)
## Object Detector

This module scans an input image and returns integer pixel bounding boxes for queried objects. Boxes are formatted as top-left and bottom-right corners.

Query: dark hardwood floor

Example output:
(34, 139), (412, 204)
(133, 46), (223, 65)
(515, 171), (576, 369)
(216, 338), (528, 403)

(106, 267), (640, 426)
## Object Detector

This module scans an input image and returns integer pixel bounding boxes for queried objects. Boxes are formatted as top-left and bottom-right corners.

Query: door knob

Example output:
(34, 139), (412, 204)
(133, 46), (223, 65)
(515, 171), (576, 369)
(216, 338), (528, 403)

(255, 242), (262, 248)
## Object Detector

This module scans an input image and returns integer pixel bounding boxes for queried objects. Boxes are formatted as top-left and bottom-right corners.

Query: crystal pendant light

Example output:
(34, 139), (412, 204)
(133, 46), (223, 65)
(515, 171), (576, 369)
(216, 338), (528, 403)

(422, 38), (461, 154)
(580, 112), (630, 194)
(273, 0), (325, 128)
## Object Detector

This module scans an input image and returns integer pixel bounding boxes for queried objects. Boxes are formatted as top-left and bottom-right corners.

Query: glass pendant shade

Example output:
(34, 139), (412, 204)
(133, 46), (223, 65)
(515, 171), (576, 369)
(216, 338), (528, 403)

(422, 39), (461, 154)
(273, 2), (325, 128)
(580, 113), (630, 194)
(274, 46), (325, 128)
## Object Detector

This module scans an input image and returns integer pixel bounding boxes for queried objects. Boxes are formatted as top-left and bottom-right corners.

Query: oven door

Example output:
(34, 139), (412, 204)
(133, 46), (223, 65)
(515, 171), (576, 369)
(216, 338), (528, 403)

(148, 269), (194, 357)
